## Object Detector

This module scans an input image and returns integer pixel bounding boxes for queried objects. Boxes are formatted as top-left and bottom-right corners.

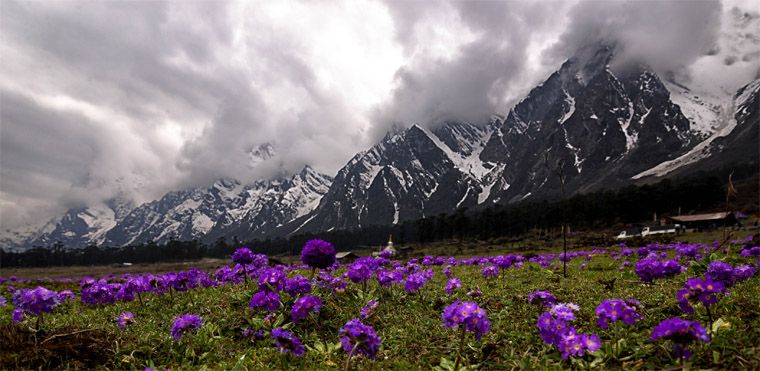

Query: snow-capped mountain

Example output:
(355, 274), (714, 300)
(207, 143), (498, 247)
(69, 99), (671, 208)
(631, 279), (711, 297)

(287, 44), (712, 233)
(23, 197), (135, 248)
(3, 42), (757, 249)
(633, 78), (760, 179)
(283, 120), (500, 234)
(104, 166), (332, 246)
(479, 45), (698, 203)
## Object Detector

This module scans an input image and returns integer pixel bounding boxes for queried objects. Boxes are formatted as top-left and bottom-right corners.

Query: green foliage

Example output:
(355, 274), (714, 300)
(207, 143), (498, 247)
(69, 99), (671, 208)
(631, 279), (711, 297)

(1, 249), (759, 369)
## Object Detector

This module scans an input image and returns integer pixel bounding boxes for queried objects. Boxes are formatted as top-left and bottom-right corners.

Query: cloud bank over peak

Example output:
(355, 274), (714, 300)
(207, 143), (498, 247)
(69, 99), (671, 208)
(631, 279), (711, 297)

(1, 0), (756, 231)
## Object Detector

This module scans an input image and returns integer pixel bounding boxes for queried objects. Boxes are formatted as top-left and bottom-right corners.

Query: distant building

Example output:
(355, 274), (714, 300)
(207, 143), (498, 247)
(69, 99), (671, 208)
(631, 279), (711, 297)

(336, 251), (359, 262)
(667, 212), (739, 231)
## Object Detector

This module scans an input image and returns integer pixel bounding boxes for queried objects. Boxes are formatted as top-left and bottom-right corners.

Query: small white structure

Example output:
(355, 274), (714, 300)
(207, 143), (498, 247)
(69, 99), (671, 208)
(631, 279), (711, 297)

(615, 228), (642, 240)
(641, 224), (680, 237)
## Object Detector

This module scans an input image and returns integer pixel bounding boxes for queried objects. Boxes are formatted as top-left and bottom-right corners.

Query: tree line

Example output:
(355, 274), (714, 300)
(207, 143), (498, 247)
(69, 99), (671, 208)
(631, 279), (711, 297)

(1, 168), (754, 268)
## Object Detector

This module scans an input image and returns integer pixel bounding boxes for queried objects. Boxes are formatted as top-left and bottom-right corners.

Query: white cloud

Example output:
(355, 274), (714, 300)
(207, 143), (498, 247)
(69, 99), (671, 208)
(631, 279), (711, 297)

(0, 0), (756, 231)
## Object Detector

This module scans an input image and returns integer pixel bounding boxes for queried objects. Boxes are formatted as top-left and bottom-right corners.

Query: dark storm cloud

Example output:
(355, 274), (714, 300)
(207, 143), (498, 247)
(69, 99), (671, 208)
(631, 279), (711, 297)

(0, 0), (753, 232)
(373, 0), (573, 136)
(547, 0), (723, 73)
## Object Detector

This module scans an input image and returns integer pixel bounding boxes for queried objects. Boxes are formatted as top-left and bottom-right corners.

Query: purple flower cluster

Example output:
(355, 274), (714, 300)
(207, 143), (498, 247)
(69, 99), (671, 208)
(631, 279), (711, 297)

(170, 314), (203, 341)
(12, 286), (61, 317)
(537, 303), (600, 359)
(404, 270), (433, 292)
(481, 265), (499, 279)
(118, 312), (135, 329)
(445, 278), (462, 295)
(258, 268), (287, 292)
(527, 290), (556, 307)
(284, 275), (312, 296)
(740, 245), (760, 257)
(676, 277), (725, 315)
(442, 301), (490, 340)
(706, 260), (756, 287)
(315, 272), (349, 293)
(232, 247), (255, 265)
(300, 239), (336, 269)
(347, 263), (372, 284)
(650, 317), (710, 359)
(376, 269), (404, 288)
(291, 295), (322, 323)
(81, 281), (119, 306)
(249, 290), (281, 311)
(634, 258), (683, 283)
(595, 299), (642, 329)
(733, 264), (756, 281)
(339, 319), (381, 359)
(271, 327), (305, 356)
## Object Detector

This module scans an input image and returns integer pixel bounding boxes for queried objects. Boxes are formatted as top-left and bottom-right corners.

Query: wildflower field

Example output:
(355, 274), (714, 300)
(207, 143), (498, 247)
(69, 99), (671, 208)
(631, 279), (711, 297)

(1, 236), (759, 370)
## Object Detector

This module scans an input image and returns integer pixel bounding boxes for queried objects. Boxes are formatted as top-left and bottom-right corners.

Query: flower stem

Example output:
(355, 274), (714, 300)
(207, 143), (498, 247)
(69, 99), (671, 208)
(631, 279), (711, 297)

(344, 344), (357, 371)
(454, 327), (466, 371)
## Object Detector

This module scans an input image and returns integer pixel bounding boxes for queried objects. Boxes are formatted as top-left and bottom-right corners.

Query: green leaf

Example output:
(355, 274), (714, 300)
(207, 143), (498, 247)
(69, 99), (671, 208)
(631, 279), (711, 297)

(711, 318), (731, 334)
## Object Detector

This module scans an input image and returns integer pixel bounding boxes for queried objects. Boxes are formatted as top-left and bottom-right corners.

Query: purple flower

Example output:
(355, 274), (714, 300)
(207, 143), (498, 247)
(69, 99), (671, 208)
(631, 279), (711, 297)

(300, 239), (337, 269)
(258, 268), (287, 292)
(650, 317), (710, 359)
(443, 265), (452, 278)
(403, 271), (431, 293)
(271, 327), (305, 356)
(339, 319), (381, 359)
(118, 312), (135, 330)
(445, 278), (462, 295)
(376, 269), (403, 287)
(550, 303), (579, 322)
(528, 290), (556, 307)
(378, 249), (394, 259)
(170, 314), (203, 341)
(242, 328), (266, 340)
(232, 247), (255, 265)
(733, 265), (756, 281)
(442, 301), (491, 340)
(466, 289), (482, 297)
(291, 295), (323, 323)
(537, 305), (599, 359)
(705, 261), (735, 287)
(249, 290), (281, 311)
(13, 286), (61, 316)
(284, 275), (313, 296)
(635, 258), (683, 283)
(595, 299), (642, 329)
(677, 277), (725, 315)
(58, 290), (76, 301)
(0, 296), (6, 307)
(481, 266), (499, 279)
(360, 300), (379, 319)
(347, 263), (372, 284)
(81, 282), (119, 306)
(12, 308), (25, 322)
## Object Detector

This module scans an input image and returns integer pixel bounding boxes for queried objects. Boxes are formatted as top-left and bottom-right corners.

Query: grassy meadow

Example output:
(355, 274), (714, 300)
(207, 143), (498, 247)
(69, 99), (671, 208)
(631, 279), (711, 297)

(1, 231), (758, 370)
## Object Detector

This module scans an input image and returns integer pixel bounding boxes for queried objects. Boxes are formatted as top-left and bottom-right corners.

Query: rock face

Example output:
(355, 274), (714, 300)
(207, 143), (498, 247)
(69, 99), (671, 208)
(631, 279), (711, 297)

(632, 78), (760, 180)
(4, 45), (757, 249)
(480, 46), (696, 203)
(284, 121), (498, 234)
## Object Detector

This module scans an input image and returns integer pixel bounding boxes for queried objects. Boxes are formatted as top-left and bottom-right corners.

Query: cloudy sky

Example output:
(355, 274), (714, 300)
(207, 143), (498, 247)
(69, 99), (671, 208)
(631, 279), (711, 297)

(1, 0), (758, 230)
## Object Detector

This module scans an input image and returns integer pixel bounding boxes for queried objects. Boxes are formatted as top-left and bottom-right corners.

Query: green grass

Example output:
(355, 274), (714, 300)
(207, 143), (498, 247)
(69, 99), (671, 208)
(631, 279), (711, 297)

(1, 243), (759, 370)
